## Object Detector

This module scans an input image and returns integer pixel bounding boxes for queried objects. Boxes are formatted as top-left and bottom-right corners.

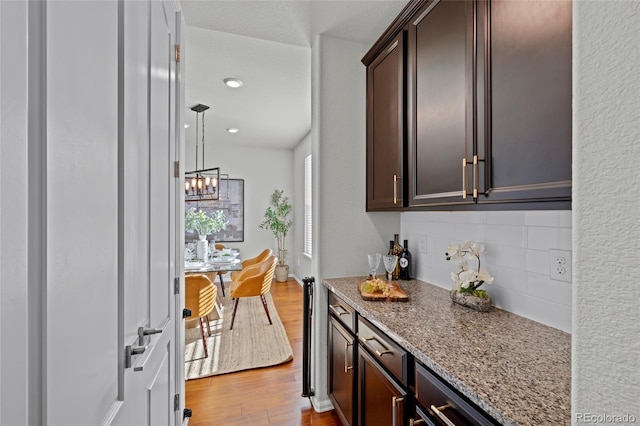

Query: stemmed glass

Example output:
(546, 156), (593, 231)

(367, 253), (381, 279)
(383, 254), (398, 284)
(185, 242), (196, 262)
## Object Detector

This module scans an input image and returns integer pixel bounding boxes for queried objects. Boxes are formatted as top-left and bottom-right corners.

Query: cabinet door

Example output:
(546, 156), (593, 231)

(408, 0), (475, 208)
(479, 0), (572, 205)
(358, 347), (407, 426)
(329, 317), (356, 426)
(366, 32), (405, 211)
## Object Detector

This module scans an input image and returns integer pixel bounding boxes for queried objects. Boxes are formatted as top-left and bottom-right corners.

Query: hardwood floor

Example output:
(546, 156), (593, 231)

(185, 278), (342, 426)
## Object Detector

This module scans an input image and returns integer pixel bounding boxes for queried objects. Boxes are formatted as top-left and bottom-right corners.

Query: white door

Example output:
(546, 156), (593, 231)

(41, 1), (182, 425)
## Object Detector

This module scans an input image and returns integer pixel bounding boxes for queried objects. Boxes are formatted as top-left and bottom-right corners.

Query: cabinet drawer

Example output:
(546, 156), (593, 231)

(415, 362), (497, 426)
(358, 316), (407, 385)
(329, 291), (356, 333)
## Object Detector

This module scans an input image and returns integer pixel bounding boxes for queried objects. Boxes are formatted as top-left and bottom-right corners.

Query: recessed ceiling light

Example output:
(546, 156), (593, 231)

(184, 123), (190, 128)
(227, 128), (239, 134)
(223, 78), (243, 88)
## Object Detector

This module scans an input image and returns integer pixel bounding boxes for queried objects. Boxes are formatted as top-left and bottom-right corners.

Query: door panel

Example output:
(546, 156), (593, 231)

(45, 1), (119, 423)
(43, 1), (179, 425)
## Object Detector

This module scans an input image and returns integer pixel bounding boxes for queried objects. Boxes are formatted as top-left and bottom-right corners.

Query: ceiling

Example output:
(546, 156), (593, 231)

(180, 0), (407, 151)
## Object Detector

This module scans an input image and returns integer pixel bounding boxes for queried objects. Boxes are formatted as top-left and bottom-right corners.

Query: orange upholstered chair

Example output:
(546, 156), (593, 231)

(185, 274), (217, 358)
(228, 255), (277, 330)
(230, 248), (272, 281)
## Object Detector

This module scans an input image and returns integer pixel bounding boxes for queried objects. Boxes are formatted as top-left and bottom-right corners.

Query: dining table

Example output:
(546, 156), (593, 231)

(184, 249), (242, 297)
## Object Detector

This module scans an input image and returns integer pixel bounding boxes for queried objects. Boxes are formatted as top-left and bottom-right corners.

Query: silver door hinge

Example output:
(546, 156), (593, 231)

(174, 277), (180, 295)
(174, 394), (180, 411)
(175, 44), (181, 63)
(174, 161), (180, 178)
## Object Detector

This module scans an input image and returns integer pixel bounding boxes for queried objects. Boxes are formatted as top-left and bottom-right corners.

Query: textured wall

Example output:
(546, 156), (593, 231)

(573, 0), (640, 421)
(402, 210), (572, 332)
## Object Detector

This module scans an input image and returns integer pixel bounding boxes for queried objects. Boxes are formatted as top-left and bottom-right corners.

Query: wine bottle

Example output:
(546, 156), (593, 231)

(392, 234), (403, 280)
(400, 239), (412, 280)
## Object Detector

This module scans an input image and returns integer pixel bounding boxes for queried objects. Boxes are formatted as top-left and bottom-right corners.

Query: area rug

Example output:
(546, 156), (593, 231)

(184, 292), (293, 380)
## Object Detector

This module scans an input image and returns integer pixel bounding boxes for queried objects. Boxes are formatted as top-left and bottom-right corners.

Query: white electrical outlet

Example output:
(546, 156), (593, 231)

(549, 249), (572, 283)
(417, 235), (427, 254)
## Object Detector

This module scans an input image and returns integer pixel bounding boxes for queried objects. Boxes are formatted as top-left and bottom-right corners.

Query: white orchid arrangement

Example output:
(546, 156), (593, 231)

(445, 240), (494, 299)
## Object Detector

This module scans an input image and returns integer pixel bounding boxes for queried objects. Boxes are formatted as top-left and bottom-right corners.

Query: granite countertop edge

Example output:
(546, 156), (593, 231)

(322, 277), (571, 426)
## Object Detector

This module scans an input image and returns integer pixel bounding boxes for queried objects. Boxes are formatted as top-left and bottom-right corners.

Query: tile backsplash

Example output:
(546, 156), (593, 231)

(401, 210), (572, 332)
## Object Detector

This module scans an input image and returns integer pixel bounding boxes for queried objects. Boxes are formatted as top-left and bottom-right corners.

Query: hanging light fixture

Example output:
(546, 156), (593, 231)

(185, 104), (220, 201)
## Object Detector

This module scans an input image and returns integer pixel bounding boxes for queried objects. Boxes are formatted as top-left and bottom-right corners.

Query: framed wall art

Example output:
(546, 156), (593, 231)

(185, 178), (244, 242)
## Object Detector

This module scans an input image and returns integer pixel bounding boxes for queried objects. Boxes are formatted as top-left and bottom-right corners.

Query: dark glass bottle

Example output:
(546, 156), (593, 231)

(392, 234), (403, 280)
(399, 239), (412, 280)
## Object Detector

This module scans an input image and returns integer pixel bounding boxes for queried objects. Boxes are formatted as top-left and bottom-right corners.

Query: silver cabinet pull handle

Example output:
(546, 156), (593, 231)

(430, 403), (456, 426)
(472, 155), (479, 199)
(462, 157), (468, 199)
(361, 336), (393, 357)
(344, 341), (353, 373)
(409, 419), (425, 426)
(329, 304), (349, 316)
(392, 396), (404, 426)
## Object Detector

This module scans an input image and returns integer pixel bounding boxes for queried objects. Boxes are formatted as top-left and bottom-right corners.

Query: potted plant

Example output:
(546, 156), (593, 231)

(185, 207), (228, 260)
(259, 189), (293, 282)
(445, 240), (494, 312)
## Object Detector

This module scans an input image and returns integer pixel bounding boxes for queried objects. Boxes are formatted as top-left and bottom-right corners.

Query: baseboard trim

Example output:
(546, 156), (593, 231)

(310, 395), (334, 413)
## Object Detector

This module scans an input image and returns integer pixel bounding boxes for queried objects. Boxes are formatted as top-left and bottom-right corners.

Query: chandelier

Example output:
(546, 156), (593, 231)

(185, 104), (220, 201)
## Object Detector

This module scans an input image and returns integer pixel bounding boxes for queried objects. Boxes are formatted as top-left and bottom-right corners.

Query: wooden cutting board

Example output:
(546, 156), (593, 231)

(358, 281), (409, 302)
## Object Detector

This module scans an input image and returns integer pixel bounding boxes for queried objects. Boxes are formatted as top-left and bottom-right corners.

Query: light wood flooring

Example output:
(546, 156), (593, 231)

(185, 278), (342, 425)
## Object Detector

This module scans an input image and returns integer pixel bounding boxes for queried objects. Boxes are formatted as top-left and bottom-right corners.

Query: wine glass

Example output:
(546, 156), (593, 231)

(185, 242), (196, 262)
(367, 253), (381, 279)
(383, 254), (398, 283)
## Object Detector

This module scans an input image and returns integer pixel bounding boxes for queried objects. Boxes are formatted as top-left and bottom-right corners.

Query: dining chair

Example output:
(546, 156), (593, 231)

(185, 274), (217, 358)
(230, 248), (272, 281)
(228, 255), (277, 330)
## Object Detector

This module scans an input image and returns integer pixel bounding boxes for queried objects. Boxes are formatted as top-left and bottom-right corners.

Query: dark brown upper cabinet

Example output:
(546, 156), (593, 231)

(407, 0), (476, 208)
(364, 32), (406, 211)
(478, 0), (572, 206)
(362, 0), (572, 211)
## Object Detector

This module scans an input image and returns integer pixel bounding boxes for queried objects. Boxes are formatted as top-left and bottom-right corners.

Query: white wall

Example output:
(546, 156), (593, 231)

(293, 132), (312, 280)
(0, 1), (30, 423)
(310, 33), (400, 412)
(402, 211), (572, 332)
(573, 1), (640, 420)
(201, 144), (295, 269)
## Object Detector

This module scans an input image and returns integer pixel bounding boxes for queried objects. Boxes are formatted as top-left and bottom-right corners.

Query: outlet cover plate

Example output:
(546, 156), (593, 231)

(417, 235), (427, 254)
(549, 249), (572, 283)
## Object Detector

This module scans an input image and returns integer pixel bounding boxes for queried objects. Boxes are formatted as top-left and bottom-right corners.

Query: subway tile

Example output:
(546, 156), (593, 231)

(526, 249), (549, 274)
(525, 210), (573, 228)
(486, 211), (525, 226)
(486, 245), (526, 270)
(527, 226), (572, 251)
(526, 273), (572, 306)
(489, 265), (528, 295)
(475, 224), (526, 248)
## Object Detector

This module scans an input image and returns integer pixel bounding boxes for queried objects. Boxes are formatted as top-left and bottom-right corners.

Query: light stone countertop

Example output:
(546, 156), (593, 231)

(323, 276), (571, 426)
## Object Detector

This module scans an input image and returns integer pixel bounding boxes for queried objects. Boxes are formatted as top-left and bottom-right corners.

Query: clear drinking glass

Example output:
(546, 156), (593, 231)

(367, 253), (381, 279)
(383, 254), (398, 283)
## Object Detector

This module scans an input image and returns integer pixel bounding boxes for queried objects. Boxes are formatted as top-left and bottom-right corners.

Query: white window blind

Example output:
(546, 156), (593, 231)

(304, 155), (312, 257)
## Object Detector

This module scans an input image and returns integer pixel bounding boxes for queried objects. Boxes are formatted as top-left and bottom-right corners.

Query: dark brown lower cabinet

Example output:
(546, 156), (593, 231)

(328, 316), (356, 426)
(358, 348), (407, 426)
(414, 362), (497, 426)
